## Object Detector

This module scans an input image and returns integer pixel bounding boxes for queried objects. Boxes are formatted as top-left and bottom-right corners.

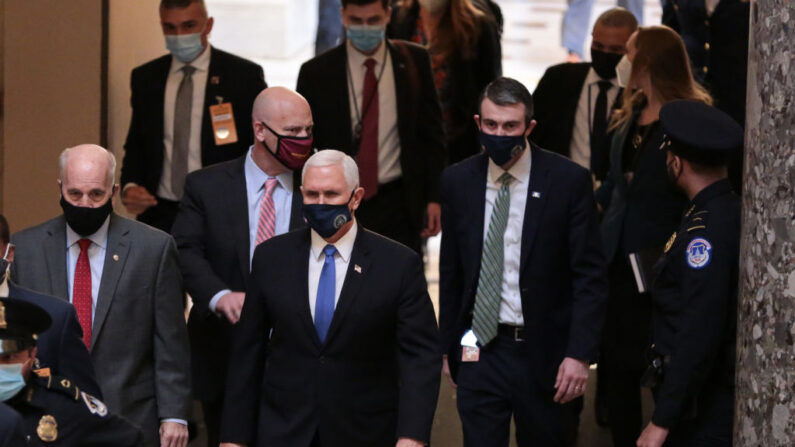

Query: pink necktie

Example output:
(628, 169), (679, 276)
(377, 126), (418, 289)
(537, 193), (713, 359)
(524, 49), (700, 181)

(73, 239), (93, 348)
(255, 179), (279, 246)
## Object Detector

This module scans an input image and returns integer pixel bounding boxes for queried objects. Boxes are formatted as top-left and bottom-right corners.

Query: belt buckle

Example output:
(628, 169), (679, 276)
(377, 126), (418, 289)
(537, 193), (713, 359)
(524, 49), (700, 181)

(513, 327), (524, 342)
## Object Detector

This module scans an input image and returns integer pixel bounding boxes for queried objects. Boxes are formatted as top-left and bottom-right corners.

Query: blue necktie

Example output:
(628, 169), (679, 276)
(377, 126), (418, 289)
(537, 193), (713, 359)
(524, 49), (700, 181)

(315, 244), (337, 342)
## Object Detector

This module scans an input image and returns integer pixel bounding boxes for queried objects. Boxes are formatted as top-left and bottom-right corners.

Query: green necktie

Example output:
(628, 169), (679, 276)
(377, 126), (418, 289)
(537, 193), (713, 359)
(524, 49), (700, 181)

(472, 172), (514, 346)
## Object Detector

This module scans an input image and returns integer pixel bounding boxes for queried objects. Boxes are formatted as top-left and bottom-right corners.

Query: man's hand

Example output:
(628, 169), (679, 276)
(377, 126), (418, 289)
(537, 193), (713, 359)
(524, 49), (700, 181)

(637, 422), (669, 447)
(442, 355), (457, 389)
(159, 421), (188, 447)
(121, 185), (157, 216)
(553, 357), (589, 404)
(396, 438), (425, 447)
(216, 292), (245, 324)
(420, 202), (441, 238)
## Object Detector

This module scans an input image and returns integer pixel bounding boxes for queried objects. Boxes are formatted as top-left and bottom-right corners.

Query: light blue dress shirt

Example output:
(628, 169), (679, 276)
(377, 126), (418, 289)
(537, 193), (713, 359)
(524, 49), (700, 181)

(209, 147), (294, 312)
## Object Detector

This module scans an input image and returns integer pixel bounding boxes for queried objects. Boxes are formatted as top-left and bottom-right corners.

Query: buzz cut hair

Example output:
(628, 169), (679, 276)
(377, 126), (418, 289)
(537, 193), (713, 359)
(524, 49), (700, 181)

(596, 7), (639, 31)
(160, 0), (207, 13)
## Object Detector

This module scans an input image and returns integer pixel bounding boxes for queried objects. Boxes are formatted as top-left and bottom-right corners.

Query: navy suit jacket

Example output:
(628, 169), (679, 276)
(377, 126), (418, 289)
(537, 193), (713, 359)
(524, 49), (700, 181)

(6, 281), (102, 398)
(439, 147), (608, 388)
(0, 403), (25, 447)
(171, 156), (305, 402)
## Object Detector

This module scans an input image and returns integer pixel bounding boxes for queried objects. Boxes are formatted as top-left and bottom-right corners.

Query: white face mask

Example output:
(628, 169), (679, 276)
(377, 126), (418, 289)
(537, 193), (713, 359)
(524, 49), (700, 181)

(615, 55), (633, 88)
(418, 0), (449, 15)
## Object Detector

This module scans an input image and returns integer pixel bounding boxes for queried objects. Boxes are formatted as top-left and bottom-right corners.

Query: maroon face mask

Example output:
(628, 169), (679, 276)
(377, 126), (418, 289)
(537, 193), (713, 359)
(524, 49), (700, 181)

(260, 121), (314, 170)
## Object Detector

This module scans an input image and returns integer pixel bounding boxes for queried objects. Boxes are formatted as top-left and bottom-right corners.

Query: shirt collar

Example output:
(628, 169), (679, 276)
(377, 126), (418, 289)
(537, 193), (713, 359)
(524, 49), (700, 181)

(170, 44), (211, 74)
(66, 216), (110, 250)
(310, 219), (358, 263)
(487, 142), (532, 185)
(346, 39), (387, 70)
(586, 66), (620, 88)
(244, 146), (294, 193)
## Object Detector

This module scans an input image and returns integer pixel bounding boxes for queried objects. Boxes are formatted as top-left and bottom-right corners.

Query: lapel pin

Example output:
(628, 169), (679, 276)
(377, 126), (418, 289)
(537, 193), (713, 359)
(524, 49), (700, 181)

(532, 192), (541, 198)
(113, 254), (119, 261)
(211, 76), (220, 85)
(215, 95), (224, 104)
(354, 265), (362, 274)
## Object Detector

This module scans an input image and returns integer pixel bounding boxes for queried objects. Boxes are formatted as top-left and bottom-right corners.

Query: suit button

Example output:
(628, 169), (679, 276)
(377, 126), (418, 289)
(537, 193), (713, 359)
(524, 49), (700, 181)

(702, 66), (709, 74)
(704, 42), (710, 51)
(319, 356), (326, 364)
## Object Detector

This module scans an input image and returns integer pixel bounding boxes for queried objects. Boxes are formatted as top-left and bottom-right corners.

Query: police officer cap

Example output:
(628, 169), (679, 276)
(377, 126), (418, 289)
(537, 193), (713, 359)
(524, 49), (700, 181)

(660, 100), (743, 166)
(0, 297), (51, 355)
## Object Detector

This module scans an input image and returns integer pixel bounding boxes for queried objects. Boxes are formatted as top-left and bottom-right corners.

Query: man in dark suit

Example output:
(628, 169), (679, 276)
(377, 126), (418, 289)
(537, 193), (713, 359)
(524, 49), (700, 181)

(0, 404), (25, 447)
(219, 150), (440, 447)
(439, 77), (607, 446)
(0, 215), (102, 398)
(296, 0), (445, 254)
(532, 7), (637, 183)
(121, 0), (267, 233)
(11, 145), (192, 447)
(171, 86), (312, 447)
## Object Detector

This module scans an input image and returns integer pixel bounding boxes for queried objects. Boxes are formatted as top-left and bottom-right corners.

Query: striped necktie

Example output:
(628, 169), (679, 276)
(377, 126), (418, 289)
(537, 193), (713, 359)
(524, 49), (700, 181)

(255, 178), (279, 246)
(471, 172), (514, 346)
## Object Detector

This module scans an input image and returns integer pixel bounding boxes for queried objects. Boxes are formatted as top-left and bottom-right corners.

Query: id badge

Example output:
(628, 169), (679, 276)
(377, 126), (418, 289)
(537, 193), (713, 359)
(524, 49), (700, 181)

(209, 103), (238, 145)
(460, 329), (480, 362)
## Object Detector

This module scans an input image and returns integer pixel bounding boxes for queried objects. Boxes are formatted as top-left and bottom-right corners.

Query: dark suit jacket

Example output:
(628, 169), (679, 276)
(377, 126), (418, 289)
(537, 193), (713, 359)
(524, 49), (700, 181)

(220, 227), (441, 446)
(388, 4), (502, 163)
(0, 403), (25, 447)
(663, 0), (749, 126)
(598, 112), (687, 263)
(5, 281), (102, 398)
(171, 156), (305, 402)
(11, 214), (191, 447)
(296, 41), (445, 230)
(532, 62), (622, 178)
(121, 47), (267, 195)
(439, 148), (608, 388)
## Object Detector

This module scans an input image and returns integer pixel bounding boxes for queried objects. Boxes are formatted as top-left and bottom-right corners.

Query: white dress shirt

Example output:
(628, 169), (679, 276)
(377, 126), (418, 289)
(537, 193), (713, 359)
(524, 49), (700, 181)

(158, 45), (211, 200)
(308, 222), (358, 320)
(66, 217), (110, 319)
(209, 146), (294, 312)
(483, 147), (532, 326)
(0, 276), (9, 297)
(569, 68), (620, 170)
(346, 41), (402, 184)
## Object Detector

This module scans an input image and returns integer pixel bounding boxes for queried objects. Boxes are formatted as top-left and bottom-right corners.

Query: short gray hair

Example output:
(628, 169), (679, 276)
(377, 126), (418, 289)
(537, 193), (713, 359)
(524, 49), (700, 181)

(302, 149), (359, 190)
(58, 146), (117, 187)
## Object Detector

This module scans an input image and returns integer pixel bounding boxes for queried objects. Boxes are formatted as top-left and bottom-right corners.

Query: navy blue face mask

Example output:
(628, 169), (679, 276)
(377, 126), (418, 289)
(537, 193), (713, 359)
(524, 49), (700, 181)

(302, 192), (355, 239)
(479, 130), (527, 166)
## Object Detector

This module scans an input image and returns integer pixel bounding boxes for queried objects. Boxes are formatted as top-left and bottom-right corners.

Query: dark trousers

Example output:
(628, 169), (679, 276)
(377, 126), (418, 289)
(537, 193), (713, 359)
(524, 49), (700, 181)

(137, 197), (180, 234)
(356, 179), (421, 254)
(456, 334), (577, 447)
(201, 399), (222, 447)
(601, 259), (652, 447)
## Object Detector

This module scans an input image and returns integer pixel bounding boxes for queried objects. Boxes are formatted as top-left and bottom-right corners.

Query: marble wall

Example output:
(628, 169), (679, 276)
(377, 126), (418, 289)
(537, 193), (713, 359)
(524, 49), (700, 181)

(734, 1), (795, 445)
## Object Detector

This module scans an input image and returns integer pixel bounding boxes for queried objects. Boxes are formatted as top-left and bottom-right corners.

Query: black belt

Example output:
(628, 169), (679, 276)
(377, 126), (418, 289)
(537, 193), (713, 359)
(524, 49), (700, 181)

(497, 324), (526, 342)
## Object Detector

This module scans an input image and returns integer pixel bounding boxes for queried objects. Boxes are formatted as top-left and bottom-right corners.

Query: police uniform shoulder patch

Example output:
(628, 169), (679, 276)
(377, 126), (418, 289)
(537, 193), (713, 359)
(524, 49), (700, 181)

(80, 391), (109, 417)
(45, 375), (80, 401)
(686, 238), (712, 269)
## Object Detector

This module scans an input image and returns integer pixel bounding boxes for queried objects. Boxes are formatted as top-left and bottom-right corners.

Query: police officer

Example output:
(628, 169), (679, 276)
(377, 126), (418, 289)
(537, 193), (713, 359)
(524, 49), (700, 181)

(0, 297), (142, 446)
(637, 100), (743, 447)
(0, 403), (25, 446)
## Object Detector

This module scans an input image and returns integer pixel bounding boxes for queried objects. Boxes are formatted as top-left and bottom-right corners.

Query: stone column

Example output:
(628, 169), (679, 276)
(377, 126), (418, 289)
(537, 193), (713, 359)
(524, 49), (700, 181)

(734, 2), (795, 446)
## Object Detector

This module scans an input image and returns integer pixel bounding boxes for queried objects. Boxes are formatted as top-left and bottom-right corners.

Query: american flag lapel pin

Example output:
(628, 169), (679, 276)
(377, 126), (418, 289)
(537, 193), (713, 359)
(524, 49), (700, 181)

(532, 191), (541, 199)
(354, 264), (362, 274)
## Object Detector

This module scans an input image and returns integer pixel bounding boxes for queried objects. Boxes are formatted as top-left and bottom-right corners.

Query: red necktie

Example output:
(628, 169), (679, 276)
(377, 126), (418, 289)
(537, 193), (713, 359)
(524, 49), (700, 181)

(358, 58), (379, 200)
(73, 239), (93, 348)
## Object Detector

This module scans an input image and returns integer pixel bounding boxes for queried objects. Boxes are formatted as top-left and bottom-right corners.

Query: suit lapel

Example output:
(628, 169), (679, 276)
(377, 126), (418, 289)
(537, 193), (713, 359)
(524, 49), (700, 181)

(289, 171), (305, 230)
(43, 218), (69, 299)
(466, 156), (489, 294)
(520, 148), (553, 271)
(331, 45), (354, 153)
(201, 47), (221, 161)
(293, 231), (321, 349)
(388, 41), (411, 153)
(226, 158), (251, 281)
(92, 214), (130, 346)
(321, 229), (371, 349)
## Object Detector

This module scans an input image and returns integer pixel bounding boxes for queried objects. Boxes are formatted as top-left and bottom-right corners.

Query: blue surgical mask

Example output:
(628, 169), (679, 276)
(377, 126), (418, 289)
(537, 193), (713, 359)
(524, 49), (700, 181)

(0, 363), (26, 402)
(346, 25), (385, 53)
(479, 130), (527, 166)
(165, 31), (205, 63)
(302, 192), (355, 239)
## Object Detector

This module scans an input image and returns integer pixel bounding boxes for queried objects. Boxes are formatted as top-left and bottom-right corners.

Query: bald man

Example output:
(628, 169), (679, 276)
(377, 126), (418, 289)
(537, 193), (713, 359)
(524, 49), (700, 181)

(171, 86), (313, 446)
(11, 145), (191, 447)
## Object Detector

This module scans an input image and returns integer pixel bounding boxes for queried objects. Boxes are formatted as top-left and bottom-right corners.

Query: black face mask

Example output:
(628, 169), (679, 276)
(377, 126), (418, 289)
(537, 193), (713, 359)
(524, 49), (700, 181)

(60, 196), (113, 236)
(590, 48), (623, 80)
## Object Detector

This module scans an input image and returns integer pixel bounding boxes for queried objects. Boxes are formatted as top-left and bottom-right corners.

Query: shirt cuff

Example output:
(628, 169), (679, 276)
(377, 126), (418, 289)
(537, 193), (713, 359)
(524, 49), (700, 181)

(209, 289), (231, 314)
(161, 418), (187, 426)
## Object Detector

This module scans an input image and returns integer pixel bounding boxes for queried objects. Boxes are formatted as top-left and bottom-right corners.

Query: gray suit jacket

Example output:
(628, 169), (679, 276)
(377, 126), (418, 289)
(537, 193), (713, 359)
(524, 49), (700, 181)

(10, 213), (191, 446)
